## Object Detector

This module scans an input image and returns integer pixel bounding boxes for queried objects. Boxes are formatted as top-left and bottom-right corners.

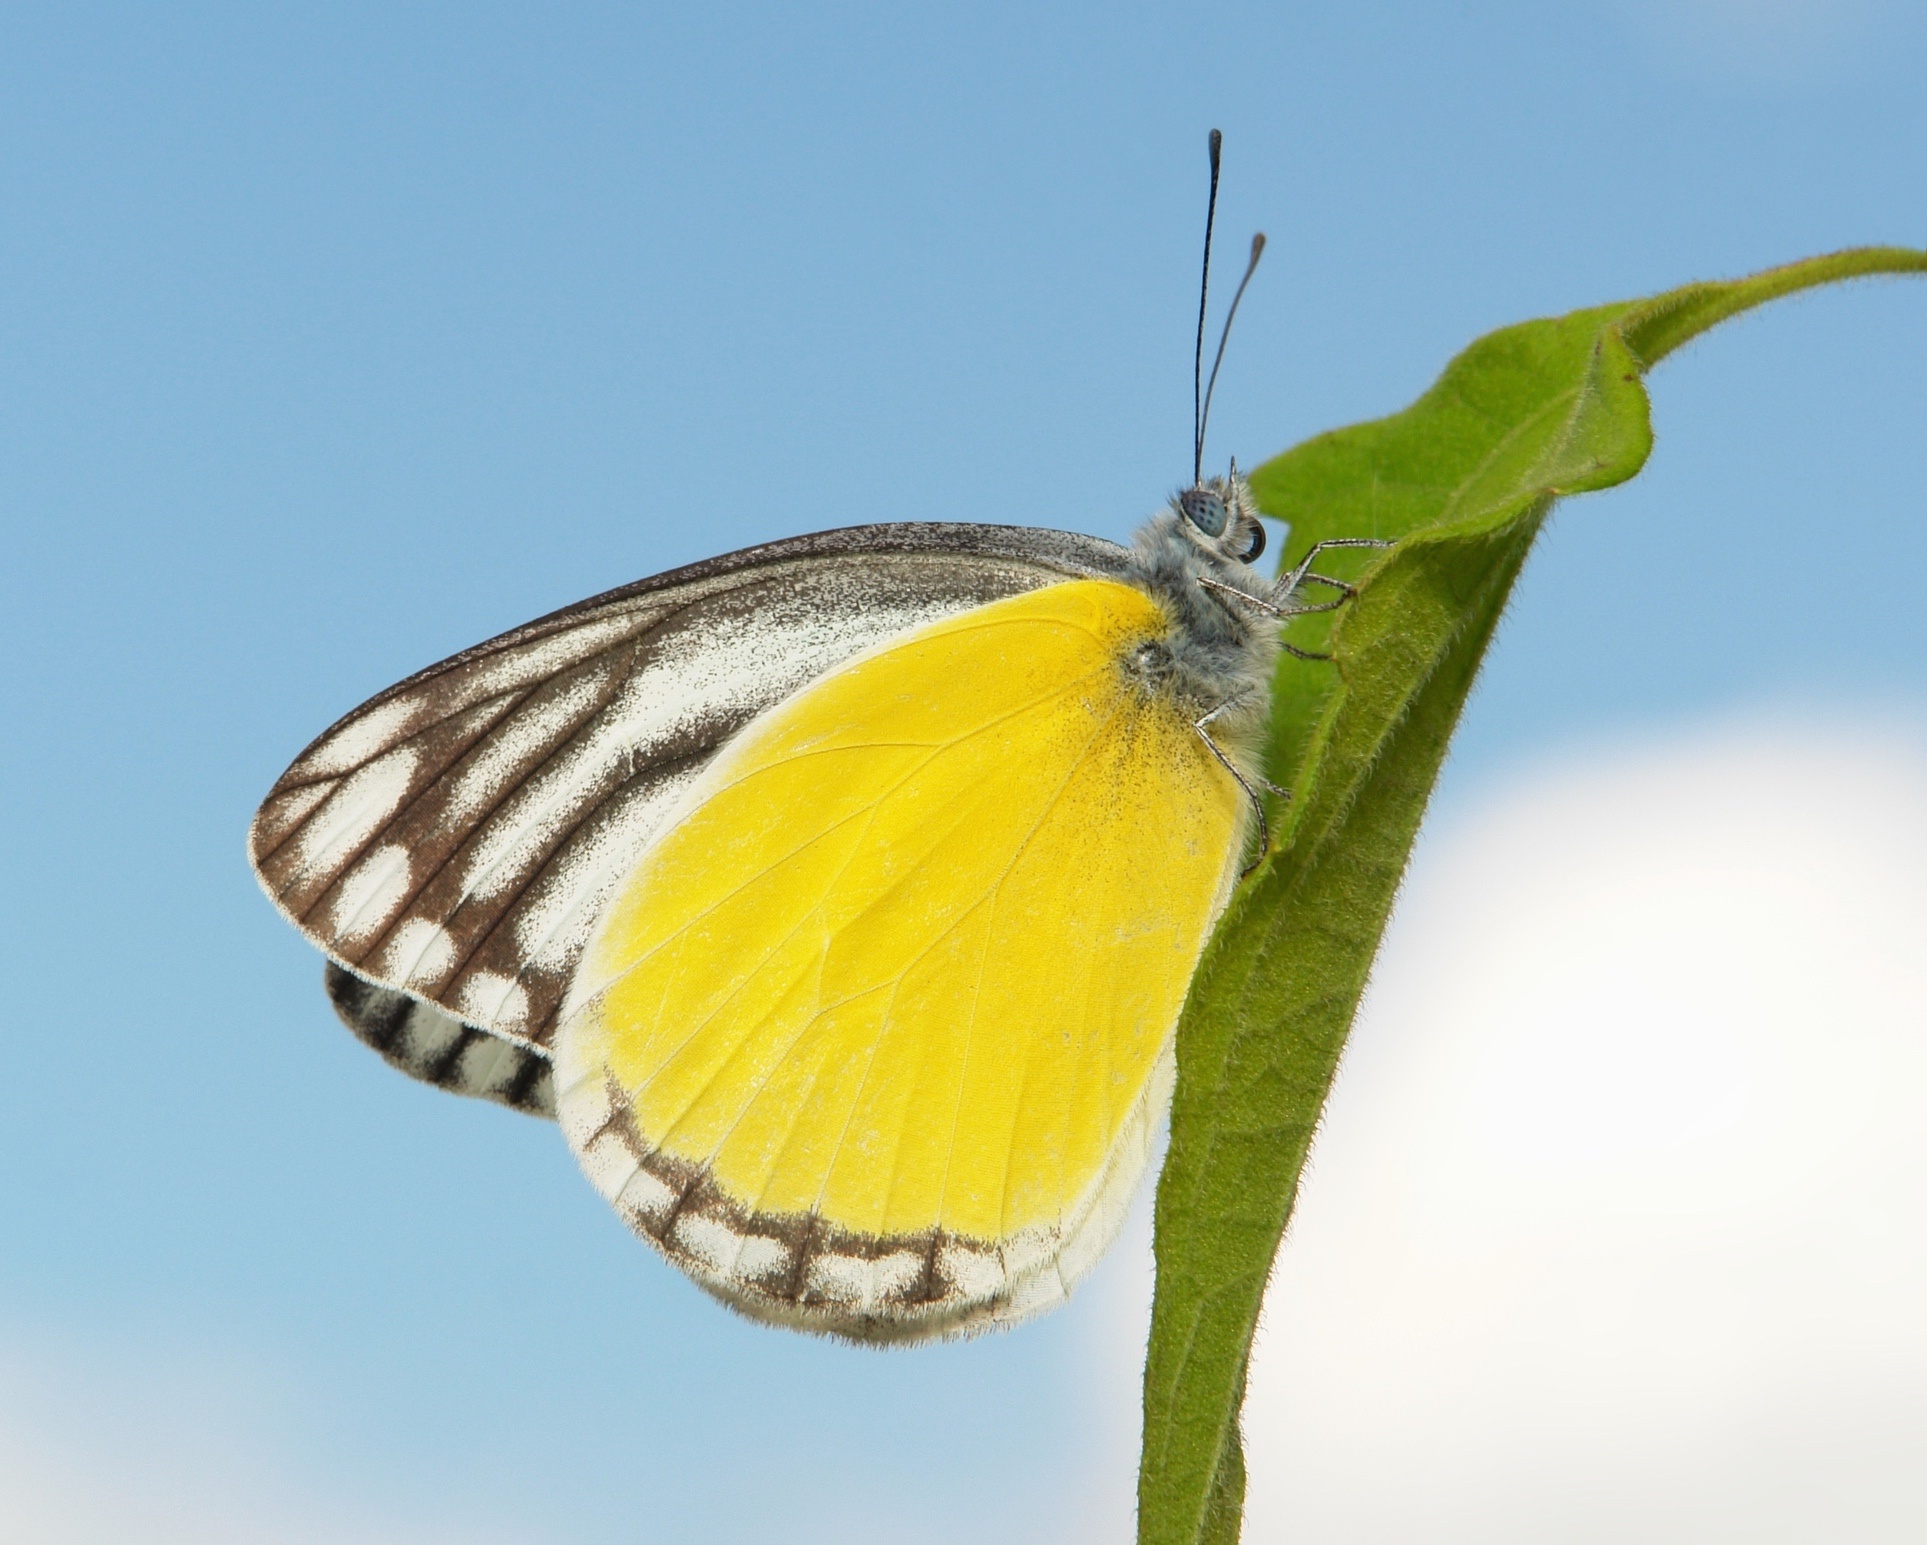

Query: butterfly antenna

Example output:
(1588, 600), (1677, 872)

(1193, 128), (1223, 486)
(1198, 231), (1266, 482)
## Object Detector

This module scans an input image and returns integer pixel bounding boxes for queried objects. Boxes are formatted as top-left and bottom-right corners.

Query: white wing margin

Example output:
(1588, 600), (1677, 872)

(251, 523), (1131, 1072)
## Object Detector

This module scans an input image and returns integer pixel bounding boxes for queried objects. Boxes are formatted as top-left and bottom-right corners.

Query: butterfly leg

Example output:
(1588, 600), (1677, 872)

(1278, 566), (1374, 615)
(1197, 578), (1339, 664)
(1280, 536), (1394, 606)
(1200, 538), (1393, 659)
(1273, 586), (1351, 617)
(1194, 697), (1287, 874)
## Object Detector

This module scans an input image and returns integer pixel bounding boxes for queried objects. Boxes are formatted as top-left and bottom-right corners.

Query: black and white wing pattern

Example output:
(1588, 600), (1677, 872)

(251, 523), (1132, 1108)
(323, 961), (556, 1116)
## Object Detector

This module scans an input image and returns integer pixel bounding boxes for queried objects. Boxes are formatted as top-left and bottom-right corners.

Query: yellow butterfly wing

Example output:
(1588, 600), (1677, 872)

(554, 577), (1246, 1339)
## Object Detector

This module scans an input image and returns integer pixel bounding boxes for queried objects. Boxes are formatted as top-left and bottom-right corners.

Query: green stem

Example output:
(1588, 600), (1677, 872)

(1134, 245), (1926, 1545)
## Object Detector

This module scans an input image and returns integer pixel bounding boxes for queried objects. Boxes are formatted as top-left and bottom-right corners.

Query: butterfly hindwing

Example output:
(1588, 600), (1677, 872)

(555, 578), (1248, 1339)
(251, 524), (1133, 1099)
(323, 962), (556, 1116)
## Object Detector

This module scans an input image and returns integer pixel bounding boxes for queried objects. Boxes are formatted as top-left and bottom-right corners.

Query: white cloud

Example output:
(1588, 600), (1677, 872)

(1221, 715), (1927, 1541)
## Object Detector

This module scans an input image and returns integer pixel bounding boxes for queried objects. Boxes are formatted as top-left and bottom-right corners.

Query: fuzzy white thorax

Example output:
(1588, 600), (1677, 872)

(1121, 470), (1307, 773)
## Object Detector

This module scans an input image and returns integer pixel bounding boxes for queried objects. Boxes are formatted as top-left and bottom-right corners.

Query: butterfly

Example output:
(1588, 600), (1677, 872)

(248, 132), (1381, 1341)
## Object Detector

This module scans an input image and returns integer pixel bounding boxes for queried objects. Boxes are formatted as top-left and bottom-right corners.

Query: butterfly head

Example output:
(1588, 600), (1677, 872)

(1175, 464), (1266, 565)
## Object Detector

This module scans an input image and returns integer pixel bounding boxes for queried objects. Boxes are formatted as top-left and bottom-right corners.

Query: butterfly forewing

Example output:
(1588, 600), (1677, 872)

(251, 524), (1132, 1083)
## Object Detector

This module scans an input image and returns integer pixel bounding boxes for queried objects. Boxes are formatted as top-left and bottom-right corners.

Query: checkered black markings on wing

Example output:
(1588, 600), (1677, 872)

(325, 962), (555, 1118)
(563, 1075), (1033, 1342)
(251, 525), (1133, 1057)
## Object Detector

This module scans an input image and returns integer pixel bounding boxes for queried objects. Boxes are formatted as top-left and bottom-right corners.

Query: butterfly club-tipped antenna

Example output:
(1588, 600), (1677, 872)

(1191, 128), (1222, 487)
(1191, 128), (1266, 488)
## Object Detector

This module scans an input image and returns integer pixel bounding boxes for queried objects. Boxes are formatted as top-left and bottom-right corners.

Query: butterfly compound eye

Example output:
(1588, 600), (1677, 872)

(1179, 487), (1229, 537)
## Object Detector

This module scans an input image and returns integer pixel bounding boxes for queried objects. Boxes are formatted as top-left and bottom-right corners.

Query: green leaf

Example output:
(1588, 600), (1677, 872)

(1136, 246), (1927, 1545)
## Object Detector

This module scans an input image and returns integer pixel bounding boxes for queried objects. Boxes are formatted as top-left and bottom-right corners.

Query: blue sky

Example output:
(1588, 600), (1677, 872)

(1, 4), (1923, 1541)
